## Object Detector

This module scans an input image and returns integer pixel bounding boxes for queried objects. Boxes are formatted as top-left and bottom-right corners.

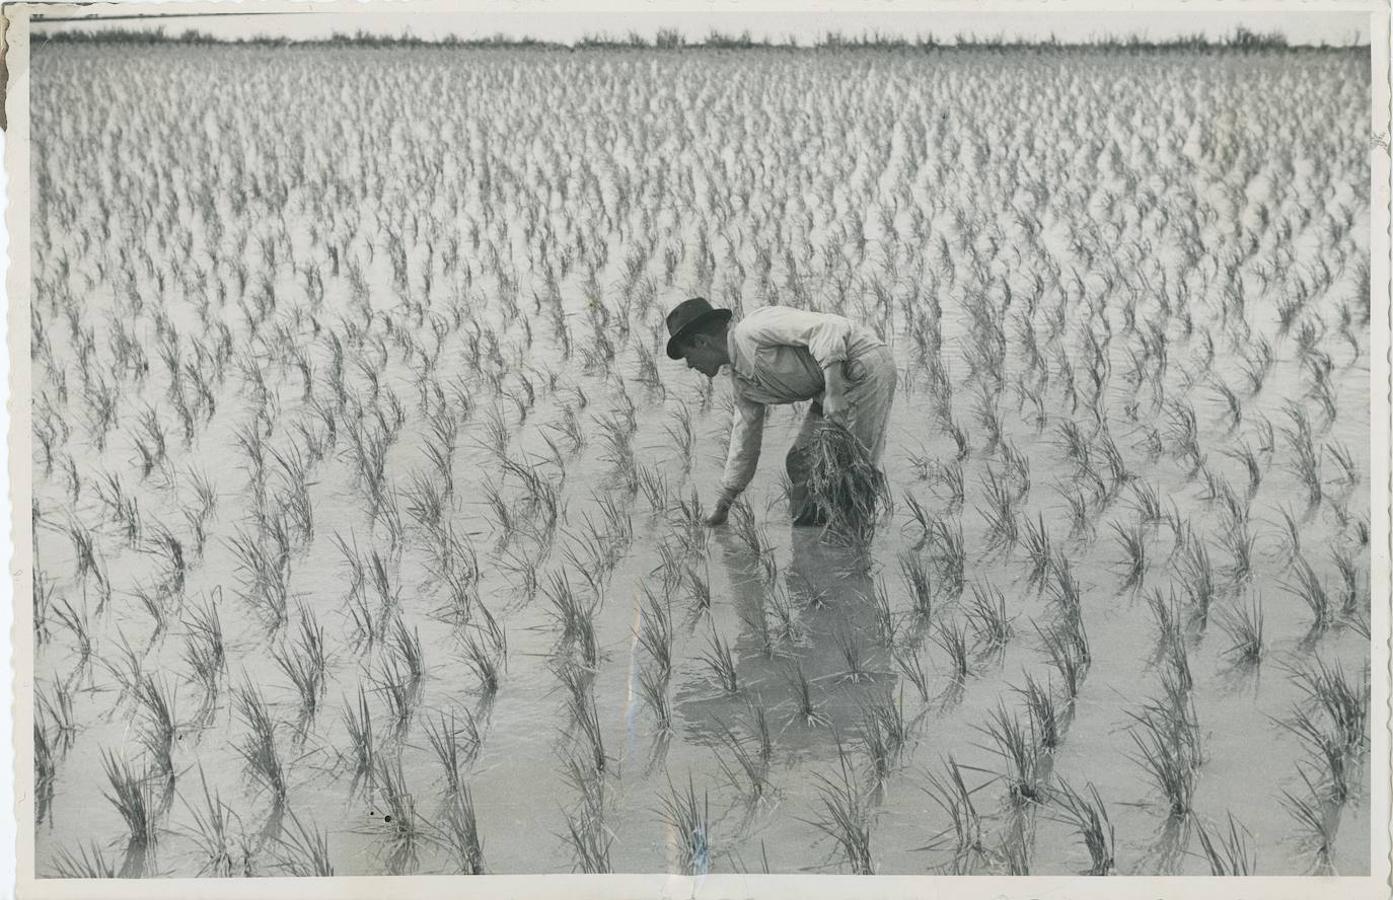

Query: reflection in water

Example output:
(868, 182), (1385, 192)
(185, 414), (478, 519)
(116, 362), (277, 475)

(675, 527), (898, 757)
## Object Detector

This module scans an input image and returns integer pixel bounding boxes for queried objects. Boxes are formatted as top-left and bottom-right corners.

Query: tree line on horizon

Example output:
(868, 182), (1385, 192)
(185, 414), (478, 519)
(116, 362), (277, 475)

(32, 24), (1368, 51)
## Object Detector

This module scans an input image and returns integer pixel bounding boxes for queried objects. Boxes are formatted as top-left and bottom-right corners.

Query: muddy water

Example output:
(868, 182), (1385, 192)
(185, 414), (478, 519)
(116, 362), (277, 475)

(30, 44), (1371, 877)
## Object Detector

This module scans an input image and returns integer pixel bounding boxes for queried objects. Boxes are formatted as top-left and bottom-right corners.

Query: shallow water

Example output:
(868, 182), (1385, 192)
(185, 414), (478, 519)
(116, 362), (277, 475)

(28, 43), (1372, 877)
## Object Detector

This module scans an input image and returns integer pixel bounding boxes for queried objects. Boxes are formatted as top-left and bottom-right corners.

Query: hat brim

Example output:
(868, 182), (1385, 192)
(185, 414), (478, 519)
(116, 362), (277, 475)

(666, 308), (733, 360)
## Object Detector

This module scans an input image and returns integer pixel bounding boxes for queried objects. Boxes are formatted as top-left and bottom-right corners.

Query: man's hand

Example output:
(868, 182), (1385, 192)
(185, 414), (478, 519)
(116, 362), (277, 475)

(704, 496), (732, 527)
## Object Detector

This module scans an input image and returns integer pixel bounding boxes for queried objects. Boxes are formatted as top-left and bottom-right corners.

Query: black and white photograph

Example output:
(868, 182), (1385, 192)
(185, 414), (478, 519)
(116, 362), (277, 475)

(5, 0), (1390, 895)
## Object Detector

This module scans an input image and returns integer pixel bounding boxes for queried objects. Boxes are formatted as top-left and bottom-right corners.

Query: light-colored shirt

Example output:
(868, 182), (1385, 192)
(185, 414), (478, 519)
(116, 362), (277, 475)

(719, 306), (885, 499)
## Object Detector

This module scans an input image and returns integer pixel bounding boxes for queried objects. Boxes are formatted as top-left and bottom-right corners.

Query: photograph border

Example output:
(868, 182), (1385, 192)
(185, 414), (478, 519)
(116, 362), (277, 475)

(5, 1), (1390, 897)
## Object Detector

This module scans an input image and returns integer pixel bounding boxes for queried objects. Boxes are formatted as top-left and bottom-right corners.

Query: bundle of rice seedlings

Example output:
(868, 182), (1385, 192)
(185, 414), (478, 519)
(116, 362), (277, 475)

(803, 421), (890, 550)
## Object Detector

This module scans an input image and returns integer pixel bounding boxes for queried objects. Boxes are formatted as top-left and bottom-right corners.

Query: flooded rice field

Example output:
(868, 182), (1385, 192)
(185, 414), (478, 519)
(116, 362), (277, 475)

(26, 42), (1373, 877)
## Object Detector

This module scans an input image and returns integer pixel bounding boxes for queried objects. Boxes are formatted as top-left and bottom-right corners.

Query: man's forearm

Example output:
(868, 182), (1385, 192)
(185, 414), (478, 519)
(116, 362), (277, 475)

(822, 361), (848, 418)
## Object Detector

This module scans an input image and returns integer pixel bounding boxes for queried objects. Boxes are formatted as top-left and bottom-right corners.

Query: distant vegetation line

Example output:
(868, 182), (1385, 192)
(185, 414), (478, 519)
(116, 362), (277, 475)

(36, 24), (1367, 51)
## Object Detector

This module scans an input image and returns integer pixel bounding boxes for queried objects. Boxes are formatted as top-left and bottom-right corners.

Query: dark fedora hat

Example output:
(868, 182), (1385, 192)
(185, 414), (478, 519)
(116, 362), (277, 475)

(665, 297), (733, 360)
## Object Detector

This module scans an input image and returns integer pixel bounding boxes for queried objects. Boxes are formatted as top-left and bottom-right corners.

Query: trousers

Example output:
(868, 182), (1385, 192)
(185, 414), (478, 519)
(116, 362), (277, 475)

(784, 344), (897, 525)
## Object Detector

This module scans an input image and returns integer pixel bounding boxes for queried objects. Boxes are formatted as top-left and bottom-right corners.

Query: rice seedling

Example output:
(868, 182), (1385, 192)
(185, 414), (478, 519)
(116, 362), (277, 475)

(1036, 619), (1091, 702)
(976, 465), (1020, 552)
(556, 660), (607, 775)
(34, 722), (55, 826)
(803, 738), (875, 874)
(561, 776), (613, 873)
(342, 687), (376, 797)
(895, 550), (935, 620)
(423, 709), (482, 798)
(233, 680), (287, 809)
(934, 618), (972, 684)
(1049, 777), (1115, 875)
(965, 581), (1013, 651)
(369, 754), (420, 875)
(975, 702), (1045, 804)
(1175, 532), (1217, 621)
(1125, 480), (1163, 526)
(273, 605), (328, 730)
(100, 748), (157, 869)
(921, 755), (992, 873)
(1292, 656), (1368, 757)
(858, 692), (910, 789)
(1279, 707), (1350, 804)
(273, 807), (335, 877)
(1279, 769), (1336, 873)
(832, 622), (875, 684)
(638, 663), (674, 735)
(893, 643), (933, 705)
(928, 514), (966, 599)
(1222, 441), (1263, 496)
(636, 589), (673, 678)
(713, 717), (771, 804)
(657, 774), (712, 875)
(1218, 593), (1264, 665)
(1283, 555), (1333, 634)
(1015, 672), (1061, 751)
(1018, 513), (1054, 594)
(1110, 518), (1148, 591)
(1056, 482), (1094, 542)
(50, 841), (117, 879)
(635, 464), (670, 513)
(1127, 698), (1199, 818)
(699, 627), (739, 694)
(1325, 439), (1359, 487)
(783, 662), (829, 728)
(36, 678), (75, 753)
(435, 786), (486, 874)
(460, 625), (505, 699)
(136, 674), (179, 787)
(179, 766), (241, 877)
(1192, 811), (1256, 875)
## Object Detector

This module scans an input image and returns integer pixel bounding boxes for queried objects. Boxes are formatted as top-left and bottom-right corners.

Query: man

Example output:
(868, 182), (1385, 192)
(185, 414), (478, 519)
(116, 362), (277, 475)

(664, 297), (896, 527)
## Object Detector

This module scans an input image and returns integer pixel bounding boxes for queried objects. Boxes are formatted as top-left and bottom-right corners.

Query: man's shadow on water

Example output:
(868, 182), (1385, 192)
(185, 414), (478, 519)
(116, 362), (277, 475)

(673, 526), (899, 762)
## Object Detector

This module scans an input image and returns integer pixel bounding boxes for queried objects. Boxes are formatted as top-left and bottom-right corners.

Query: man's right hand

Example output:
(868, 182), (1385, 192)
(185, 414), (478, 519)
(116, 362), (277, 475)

(704, 496), (732, 527)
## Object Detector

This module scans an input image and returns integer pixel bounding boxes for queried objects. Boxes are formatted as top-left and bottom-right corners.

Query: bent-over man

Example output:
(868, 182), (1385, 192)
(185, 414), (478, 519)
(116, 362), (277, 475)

(664, 297), (896, 527)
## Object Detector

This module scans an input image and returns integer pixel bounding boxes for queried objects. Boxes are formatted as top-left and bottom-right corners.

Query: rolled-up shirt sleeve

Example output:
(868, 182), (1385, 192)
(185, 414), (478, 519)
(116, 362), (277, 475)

(719, 392), (767, 499)
(743, 308), (854, 370)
